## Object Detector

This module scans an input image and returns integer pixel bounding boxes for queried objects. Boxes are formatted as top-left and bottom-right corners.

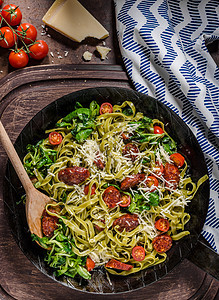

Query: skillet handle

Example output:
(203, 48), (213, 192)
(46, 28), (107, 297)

(187, 235), (219, 280)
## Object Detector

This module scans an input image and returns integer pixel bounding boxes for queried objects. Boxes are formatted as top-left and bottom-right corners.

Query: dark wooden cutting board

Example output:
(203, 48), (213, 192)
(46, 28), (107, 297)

(0, 65), (218, 300)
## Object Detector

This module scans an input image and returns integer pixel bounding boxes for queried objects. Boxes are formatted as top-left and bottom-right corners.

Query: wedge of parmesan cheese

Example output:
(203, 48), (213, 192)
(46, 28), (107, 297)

(42, 0), (109, 43)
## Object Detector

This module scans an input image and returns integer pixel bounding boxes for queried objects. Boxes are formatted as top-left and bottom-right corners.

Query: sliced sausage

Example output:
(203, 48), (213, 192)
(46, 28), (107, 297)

(113, 213), (139, 232)
(102, 186), (121, 208)
(163, 163), (180, 189)
(58, 167), (90, 185)
(152, 234), (172, 253)
(42, 208), (59, 237)
(122, 143), (139, 162)
(120, 173), (145, 190)
(94, 158), (105, 170)
(105, 259), (133, 271)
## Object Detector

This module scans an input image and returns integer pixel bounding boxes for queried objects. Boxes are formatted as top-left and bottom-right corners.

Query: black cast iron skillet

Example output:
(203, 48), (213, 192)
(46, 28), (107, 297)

(2, 87), (211, 293)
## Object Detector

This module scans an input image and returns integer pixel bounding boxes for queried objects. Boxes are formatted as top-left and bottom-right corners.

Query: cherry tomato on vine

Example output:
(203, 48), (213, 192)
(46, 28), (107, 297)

(17, 23), (37, 45)
(100, 102), (113, 114)
(9, 49), (29, 68)
(86, 257), (95, 272)
(84, 183), (96, 195)
(49, 132), (63, 145)
(132, 246), (145, 261)
(154, 125), (164, 134)
(152, 234), (172, 253)
(146, 176), (159, 191)
(155, 218), (170, 232)
(1, 4), (22, 26)
(119, 193), (131, 207)
(170, 153), (185, 168)
(0, 26), (17, 48)
(29, 40), (49, 60)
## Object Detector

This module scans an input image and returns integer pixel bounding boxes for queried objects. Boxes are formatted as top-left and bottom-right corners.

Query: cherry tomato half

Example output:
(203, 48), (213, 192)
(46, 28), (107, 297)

(49, 132), (63, 145)
(155, 218), (170, 232)
(119, 193), (131, 207)
(170, 153), (185, 168)
(100, 102), (113, 114)
(1, 4), (22, 26)
(0, 26), (17, 48)
(86, 257), (95, 271)
(84, 183), (96, 195)
(153, 161), (164, 177)
(29, 40), (49, 60)
(9, 49), (29, 68)
(17, 23), (37, 44)
(146, 176), (159, 191)
(154, 126), (164, 134)
(132, 246), (145, 261)
(152, 234), (172, 253)
(105, 259), (133, 271)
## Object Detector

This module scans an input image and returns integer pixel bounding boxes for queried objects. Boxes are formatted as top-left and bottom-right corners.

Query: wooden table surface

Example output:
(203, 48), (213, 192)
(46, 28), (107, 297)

(0, 1), (218, 299)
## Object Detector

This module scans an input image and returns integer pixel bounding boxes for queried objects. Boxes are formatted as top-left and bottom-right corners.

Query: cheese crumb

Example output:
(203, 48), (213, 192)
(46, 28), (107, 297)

(82, 51), (92, 61)
(96, 46), (111, 60)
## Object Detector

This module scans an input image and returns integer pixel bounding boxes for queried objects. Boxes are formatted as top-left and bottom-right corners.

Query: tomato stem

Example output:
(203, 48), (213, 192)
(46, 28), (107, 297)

(0, 13), (30, 53)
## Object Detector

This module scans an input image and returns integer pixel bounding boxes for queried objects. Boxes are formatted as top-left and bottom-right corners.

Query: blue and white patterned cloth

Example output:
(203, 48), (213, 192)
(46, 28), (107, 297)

(114, 0), (219, 252)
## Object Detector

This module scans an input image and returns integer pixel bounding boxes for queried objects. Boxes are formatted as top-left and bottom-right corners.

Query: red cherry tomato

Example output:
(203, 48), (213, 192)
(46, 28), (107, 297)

(146, 176), (159, 191)
(86, 257), (95, 271)
(105, 259), (133, 271)
(29, 40), (49, 60)
(132, 246), (145, 261)
(0, 26), (17, 48)
(152, 234), (172, 253)
(9, 49), (29, 69)
(170, 153), (185, 168)
(119, 193), (131, 207)
(17, 23), (37, 44)
(155, 218), (170, 232)
(0, 0), (4, 6)
(49, 132), (63, 145)
(154, 126), (164, 134)
(1, 4), (22, 26)
(84, 183), (96, 195)
(153, 161), (164, 177)
(100, 102), (113, 114)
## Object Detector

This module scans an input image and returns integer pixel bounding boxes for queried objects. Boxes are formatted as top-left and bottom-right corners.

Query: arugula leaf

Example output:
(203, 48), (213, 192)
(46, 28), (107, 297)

(122, 107), (133, 116)
(58, 101), (99, 143)
(32, 220), (90, 280)
(149, 192), (159, 206)
(128, 191), (159, 212)
(55, 121), (72, 128)
(90, 101), (100, 118)
(74, 129), (93, 143)
(161, 136), (177, 154)
(24, 142), (57, 177)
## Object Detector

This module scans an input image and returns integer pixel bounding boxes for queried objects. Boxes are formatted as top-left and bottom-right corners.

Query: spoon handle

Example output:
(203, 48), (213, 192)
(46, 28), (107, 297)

(0, 121), (33, 192)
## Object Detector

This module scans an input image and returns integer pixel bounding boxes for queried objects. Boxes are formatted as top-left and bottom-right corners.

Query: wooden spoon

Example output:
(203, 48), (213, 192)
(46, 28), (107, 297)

(0, 120), (52, 239)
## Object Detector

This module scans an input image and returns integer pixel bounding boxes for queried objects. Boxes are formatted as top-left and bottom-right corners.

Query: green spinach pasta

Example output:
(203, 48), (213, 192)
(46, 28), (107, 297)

(24, 100), (207, 280)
